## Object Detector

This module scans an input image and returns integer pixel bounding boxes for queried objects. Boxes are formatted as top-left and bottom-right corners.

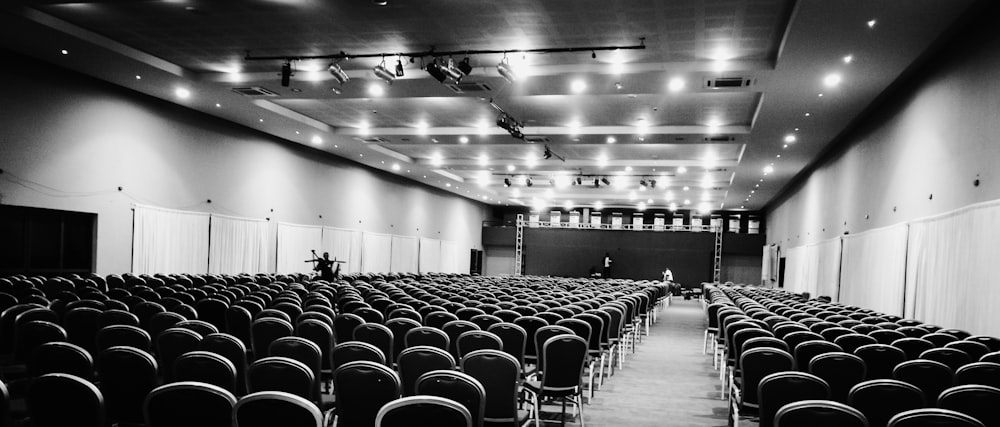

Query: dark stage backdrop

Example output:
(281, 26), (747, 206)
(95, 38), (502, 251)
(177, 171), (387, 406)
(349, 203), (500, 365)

(522, 228), (715, 284)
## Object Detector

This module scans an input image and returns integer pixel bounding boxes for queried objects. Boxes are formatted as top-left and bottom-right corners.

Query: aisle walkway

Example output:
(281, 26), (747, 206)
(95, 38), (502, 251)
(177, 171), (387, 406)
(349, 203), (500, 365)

(555, 298), (731, 426)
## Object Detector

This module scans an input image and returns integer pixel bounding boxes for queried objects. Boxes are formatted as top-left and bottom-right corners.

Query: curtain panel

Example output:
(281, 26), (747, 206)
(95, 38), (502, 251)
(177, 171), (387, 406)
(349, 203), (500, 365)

(783, 237), (841, 299)
(132, 204), (210, 274)
(208, 214), (269, 275)
(276, 222), (323, 274)
(839, 224), (908, 316)
(362, 232), (392, 273)
(419, 238), (442, 273)
(321, 227), (362, 274)
(390, 235), (419, 273)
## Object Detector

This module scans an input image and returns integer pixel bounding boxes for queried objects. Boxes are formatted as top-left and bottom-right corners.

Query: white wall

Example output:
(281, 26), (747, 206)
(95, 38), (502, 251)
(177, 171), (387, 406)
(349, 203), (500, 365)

(0, 55), (489, 275)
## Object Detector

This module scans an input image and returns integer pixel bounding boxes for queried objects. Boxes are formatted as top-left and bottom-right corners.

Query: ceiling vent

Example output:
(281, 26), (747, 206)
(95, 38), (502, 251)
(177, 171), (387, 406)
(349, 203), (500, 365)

(703, 135), (735, 142)
(231, 86), (280, 97)
(444, 81), (493, 93)
(703, 77), (755, 89)
(523, 135), (550, 144)
(360, 137), (389, 143)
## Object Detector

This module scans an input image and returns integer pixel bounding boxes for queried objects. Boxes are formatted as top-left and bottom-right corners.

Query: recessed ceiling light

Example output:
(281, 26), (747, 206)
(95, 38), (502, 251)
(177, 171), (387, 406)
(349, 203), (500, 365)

(606, 136), (616, 144)
(783, 144), (788, 149)
(818, 93), (824, 97)
(843, 55), (854, 64)
(295, 131), (300, 135)
(507, 164), (516, 172)
(311, 135), (323, 145)
(215, 103), (221, 108)
(570, 79), (587, 93)
(391, 163), (401, 171)
(683, 186), (690, 191)
(446, 183), (451, 187)
(625, 166), (633, 172)
(614, 82), (623, 90)
(804, 112), (811, 117)
(667, 77), (685, 92)
(60, 49), (68, 55)
(764, 165), (774, 174)
(867, 19), (877, 29)
(823, 73), (842, 88)
(259, 118), (264, 122)
(135, 75), (141, 80)
(683, 199), (691, 205)
(647, 198), (653, 204)
(784, 134), (796, 143)
(677, 166), (688, 174)
(174, 87), (191, 99)
(459, 136), (469, 144)
(367, 84), (384, 96)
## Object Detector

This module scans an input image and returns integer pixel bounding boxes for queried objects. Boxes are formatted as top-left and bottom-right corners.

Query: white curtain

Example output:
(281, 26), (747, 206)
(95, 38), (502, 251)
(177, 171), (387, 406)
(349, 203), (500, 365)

(390, 235), (419, 273)
(321, 227), (362, 274)
(419, 238), (442, 273)
(840, 224), (908, 315)
(783, 238), (841, 299)
(276, 222), (323, 274)
(362, 232), (392, 273)
(440, 240), (459, 274)
(132, 204), (210, 274)
(208, 214), (269, 275)
(905, 200), (1000, 336)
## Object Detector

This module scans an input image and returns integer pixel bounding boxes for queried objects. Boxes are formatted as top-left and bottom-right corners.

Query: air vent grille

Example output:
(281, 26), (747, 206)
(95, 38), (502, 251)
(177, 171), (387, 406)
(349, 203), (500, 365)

(360, 137), (389, 143)
(231, 86), (280, 97)
(523, 135), (550, 144)
(444, 82), (493, 93)
(703, 77), (755, 89)
(703, 135), (735, 142)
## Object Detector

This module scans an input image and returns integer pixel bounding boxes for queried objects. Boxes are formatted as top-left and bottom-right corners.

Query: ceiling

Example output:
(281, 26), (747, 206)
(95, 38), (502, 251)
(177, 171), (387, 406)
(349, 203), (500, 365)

(0, 0), (978, 213)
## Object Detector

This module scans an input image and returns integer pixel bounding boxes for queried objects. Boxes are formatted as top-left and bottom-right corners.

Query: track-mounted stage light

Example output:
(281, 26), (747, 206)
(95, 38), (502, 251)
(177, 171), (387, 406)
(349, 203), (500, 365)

(526, 177), (533, 187)
(575, 177), (583, 186)
(444, 58), (463, 82)
(640, 179), (648, 188)
(457, 57), (473, 75)
(649, 179), (656, 189)
(542, 145), (565, 162)
(504, 178), (512, 187)
(497, 57), (516, 83)
(426, 61), (447, 83)
(594, 178), (601, 188)
(601, 177), (611, 186)
(395, 58), (405, 77)
(373, 58), (396, 84)
(280, 61), (292, 87)
(328, 63), (350, 84)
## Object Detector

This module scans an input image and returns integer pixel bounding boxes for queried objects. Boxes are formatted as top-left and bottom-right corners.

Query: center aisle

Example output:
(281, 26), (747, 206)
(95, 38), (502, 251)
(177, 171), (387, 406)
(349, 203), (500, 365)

(575, 298), (731, 427)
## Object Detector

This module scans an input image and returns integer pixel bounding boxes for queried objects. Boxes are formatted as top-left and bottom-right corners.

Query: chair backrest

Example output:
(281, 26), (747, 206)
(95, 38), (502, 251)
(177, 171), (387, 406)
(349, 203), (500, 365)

(14, 320), (67, 363)
(225, 305), (254, 347)
(200, 332), (249, 395)
(808, 352), (866, 404)
(385, 317), (422, 362)
(758, 371), (830, 427)
(425, 311), (460, 330)
(250, 317), (293, 361)
(892, 359), (954, 406)
(487, 322), (527, 367)
(855, 344), (907, 380)
(870, 329), (907, 345)
(133, 301), (167, 331)
(886, 408), (984, 427)
(416, 370), (486, 427)
(848, 379), (925, 427)
(397, 345), (456, 396)
(920, 347), (972, 371)
(460, 349), (521, 425)
(97, 346), (159, 425)
(533, 325), (574, 373)
(405, 326), (451, 352)
(353, 322), (394, 365)
(891, 338), (935, 360)
(247, 356), (315, 400)
(98, 309), (140, 328)
(233, 391), (323, 427)
(27, 373), (105, 427)
(539, 334), (588, 392)
(375, 396), (472, 427)
(144, 381), (236, 427)
(157, 327), (204, 381)
(739, 347), (795, 408)
(955, 362), (1000, 388)
(173, 350), (238, 394)
(457, 330), (503, 360)
(835, 333), (878, 354)
(269, 336), (322, 401)
(794, 340), (843, 372)
(774, 399), (869, 427)
(937, 384), (1000, 427)
(469, 314), (502, 331)
(96, 324), (152, 353)
(333, 361), (402, 427)
(29, 341), (94, 380)
(332, 341), (386, 371)
(966, 336), (1000, 353)
(923, 332), (960, 347)
(513, 316), (548, 363)
(442, 320), (481, 360)
(63, 306), (102, 355)
(945, 341), (991, 362)
(333, 313), (366, 344)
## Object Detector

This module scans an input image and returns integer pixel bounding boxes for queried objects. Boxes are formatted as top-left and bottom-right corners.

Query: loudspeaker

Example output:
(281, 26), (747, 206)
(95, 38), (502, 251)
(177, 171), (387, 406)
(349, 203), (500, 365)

(469, 249), (483, 275)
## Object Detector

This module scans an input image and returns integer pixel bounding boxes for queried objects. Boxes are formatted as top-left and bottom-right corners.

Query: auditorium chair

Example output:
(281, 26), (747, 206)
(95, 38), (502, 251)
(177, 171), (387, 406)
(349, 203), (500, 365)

(896, 326), (930, 338)
(98, 346), (159, 426)
(794, 340), (843, 372)
(133, 301), (167, 332)
(268, 337), (323, 402)
(461, 349), (529, 426)
(174, 319), (219, 337)
(200, 333), (249, 396)
(247, 356), (315, 401)
(920, 348), (973, 371)
(404, 326), (450, 352)
(332, 313), (365, 345)
(352, 322), (394, 365)
(848, 379), (925, 427)
(442, 320), (480, 360)
(397, 345), (455, 396)
(173, 350), (238, 394)
(514, 316), (549, 371)
(809, 352), (867, 404)
(892, 359), (954, 406)
(523, 334), (588, 427)
(774, 400), (869, 427)
(870, 330), (907, 346)
(757, 371), (830, 427)
(937, 384), (1000, 426)
(194, 299), (228, 334)
(967, 335), (1000, 352)
(955, 362), (1000, 388)
(62, 306), (102, 355)
(157, 327), (203, 381)
(352, 307), (384, 324)
(890, 337), (935, 360)
(28, 341), (94, 380)
(456, 330), (503, 360)
(855, 344), (907, 380)
(144, 381), (236, 427)
(835, 334), (878, 354)
(940, 329), (973, 340)
(332, 361), (401, 427)
(486, 322), (527, 369)
(730, 347), (794, 426)
(233, 391), (324, 427)
(945, 340), (991, 362)
(250, 317), (293, 361)
(97, 309), (140, 328)
(886, 408), (984, 427)
(26, 373), (105, 427)
(415, 370), (486, 427)
(96, 324), (152, 353)
(13, 320), (66, 366)
(375, 396), (471, 427)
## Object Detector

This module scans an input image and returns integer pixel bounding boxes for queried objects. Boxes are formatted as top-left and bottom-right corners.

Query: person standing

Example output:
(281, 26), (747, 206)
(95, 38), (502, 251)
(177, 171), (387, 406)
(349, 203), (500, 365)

(662, 267), (673, 282)
(603, 252), (613, 278)
(307, 251), (338, 281)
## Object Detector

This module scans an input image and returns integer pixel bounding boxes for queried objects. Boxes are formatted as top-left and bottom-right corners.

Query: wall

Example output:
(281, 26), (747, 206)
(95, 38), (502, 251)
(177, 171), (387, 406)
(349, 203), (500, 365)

(767, 3), (1000, 248)
(0, 52), (489, 275)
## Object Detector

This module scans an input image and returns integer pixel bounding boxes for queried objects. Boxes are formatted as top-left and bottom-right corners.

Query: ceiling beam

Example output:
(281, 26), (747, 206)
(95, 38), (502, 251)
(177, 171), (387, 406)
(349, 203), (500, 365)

(337, 125), (750, 136)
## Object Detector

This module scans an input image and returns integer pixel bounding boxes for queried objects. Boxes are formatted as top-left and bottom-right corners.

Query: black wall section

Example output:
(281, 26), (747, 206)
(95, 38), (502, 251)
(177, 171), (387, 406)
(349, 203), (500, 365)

(522, 228), (715, 284)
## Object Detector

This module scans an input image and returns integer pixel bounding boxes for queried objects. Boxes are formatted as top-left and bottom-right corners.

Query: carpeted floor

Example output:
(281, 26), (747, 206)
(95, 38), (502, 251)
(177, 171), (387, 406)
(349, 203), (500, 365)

(531, 298), (736, 427)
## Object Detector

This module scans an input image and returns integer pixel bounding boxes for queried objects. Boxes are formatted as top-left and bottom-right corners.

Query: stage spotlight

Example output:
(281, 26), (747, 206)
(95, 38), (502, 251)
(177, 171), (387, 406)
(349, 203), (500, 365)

(504, 178), (512, 187)
(444, 58), (463, 82)
(640, 179), (648, 188)
(601, 177), (610, 186)
(280, 61), (292, 87)
(394, 58), (405, 77)
(497, 57), (516, 83)
(373, 60), (396, 84)
(594, 178), (601, 188)
(543, 146), (553, 160)
(526, 177), (533, 187)
(328, 63), (350, 84)
(457, 57), (473, 75)
(649, 179), (657, 188)
(426, 61), (447, 83)
(575, 177), (583, 186)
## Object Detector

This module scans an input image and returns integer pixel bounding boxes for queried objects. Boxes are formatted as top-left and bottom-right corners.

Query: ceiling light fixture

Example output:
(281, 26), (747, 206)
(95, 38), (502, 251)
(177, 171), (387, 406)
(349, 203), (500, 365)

(823, 73), (842, 88)
(542, 145), (565, 162)
(497, 56), (517, 83)
(504, 177), (512, 187)
(457, 57), (473, 75)
(426, 59), (447, 83)
(784, 134), (796, 143)
(601, 177), (611, 186)
(526, 177), (533, 187)
(668, 77), (685, 92)
(443, 57), (464, 82)
(328, 62), (350, 85)
(373, 57), (396, 84)
(394, 57), (405, 77)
